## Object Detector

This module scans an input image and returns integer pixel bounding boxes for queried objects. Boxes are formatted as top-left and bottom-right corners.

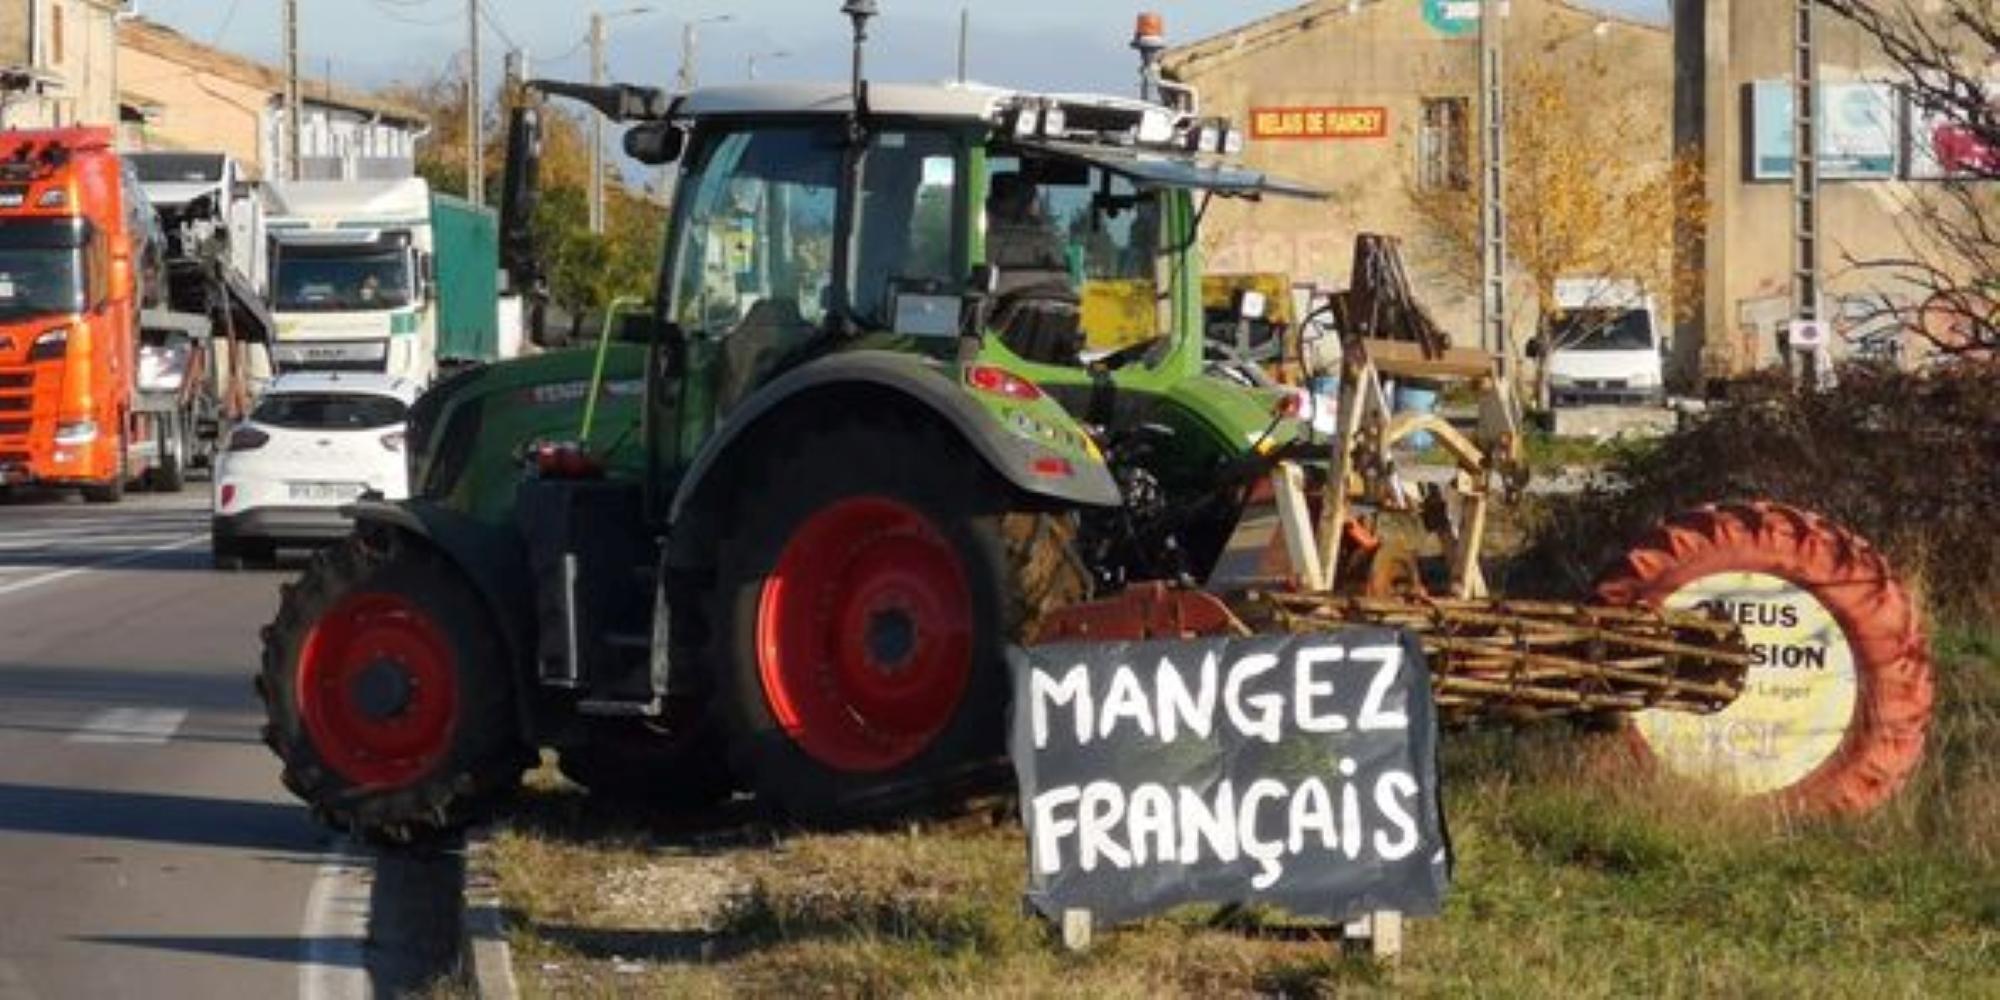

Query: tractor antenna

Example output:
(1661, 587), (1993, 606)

(843, 0), (879, 119)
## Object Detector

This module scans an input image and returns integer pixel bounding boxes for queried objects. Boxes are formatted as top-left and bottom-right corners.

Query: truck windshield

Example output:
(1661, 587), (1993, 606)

(130, 153), (225, 184)
(274, 242), (413, 312)
(0, 218), (91, 322)
(1552, 308), (1654, 352)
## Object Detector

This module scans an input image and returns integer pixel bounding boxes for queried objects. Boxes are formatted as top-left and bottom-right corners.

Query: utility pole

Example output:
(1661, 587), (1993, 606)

(468, 0), (483, 205)
(678, 23), (697, 92)
(283, 0), (301, 180)
(1478, 0), (1507, 364)
(589, 12), (606, 234)
(1791, 0), (1821, 328)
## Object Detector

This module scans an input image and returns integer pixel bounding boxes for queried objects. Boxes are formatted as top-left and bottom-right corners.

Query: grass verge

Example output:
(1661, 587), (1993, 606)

(488, 632), (1996, 998)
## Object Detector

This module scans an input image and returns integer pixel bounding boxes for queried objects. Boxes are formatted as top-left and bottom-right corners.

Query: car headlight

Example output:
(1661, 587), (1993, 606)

(1629, 369), (1660, 388)
(29, 327), (68, 362)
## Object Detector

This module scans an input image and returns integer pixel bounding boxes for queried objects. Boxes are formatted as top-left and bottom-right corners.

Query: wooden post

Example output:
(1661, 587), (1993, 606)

(1060, 908), (1094, 953)
(1272, 462), (1328, 591)
(1341, 910), (1404, 964)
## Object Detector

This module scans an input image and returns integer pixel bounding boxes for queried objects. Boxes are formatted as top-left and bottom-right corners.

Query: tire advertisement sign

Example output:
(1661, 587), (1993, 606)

(1009, 631), (1450, 926)
(1635, 572), (1859, 795)
(1751, 80), (1901, 180)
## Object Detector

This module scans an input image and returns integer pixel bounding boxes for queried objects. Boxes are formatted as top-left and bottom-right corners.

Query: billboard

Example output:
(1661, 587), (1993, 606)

(1750, 80), (1901, 181)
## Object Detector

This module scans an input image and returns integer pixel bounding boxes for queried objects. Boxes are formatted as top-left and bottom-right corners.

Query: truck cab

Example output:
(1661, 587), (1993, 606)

(263, 179), (438, 382)
(0, 128), (163, 500)
(1544, 277), (1667, 407)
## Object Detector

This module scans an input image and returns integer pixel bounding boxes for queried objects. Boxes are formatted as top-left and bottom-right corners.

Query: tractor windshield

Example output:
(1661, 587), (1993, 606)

(985, 152), (1164, 365)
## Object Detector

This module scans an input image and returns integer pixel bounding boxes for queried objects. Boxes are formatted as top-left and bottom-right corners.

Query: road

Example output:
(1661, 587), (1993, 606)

(0, 489), (381, 1000)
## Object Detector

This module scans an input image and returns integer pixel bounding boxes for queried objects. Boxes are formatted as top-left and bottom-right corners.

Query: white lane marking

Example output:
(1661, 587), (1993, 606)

(0, 534), (205, 598)
(66, 708), (189, 745)
(300, 839), (372, 1000)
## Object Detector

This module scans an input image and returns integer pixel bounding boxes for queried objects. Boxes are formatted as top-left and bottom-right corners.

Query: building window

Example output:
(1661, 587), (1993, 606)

(1417, 97), (1470, 192)
(50, 4), (64, 66)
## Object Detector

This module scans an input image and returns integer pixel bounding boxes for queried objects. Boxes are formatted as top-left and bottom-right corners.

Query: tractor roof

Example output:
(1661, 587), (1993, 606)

(677, 82), (1019, 122)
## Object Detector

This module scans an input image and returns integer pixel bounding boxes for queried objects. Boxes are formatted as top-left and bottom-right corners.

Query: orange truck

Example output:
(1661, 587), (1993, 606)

(0, 127), (179, 501)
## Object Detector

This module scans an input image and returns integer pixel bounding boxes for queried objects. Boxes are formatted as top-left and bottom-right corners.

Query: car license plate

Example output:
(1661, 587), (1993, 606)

(288, 482), (364, 502)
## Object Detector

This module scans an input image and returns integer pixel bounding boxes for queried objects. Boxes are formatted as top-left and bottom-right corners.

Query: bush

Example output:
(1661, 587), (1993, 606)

(1509, 362), (2000, 627)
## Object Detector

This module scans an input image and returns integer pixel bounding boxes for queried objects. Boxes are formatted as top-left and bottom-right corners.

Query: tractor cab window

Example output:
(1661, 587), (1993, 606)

(984, 154), (1163, 367)
(852, 130), (964, 330)
(670, 126), (840, 409)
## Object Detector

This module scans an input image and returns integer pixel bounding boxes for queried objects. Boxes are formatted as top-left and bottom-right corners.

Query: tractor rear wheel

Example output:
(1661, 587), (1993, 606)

(1596, 502), (1934, 816)
(259, 533), (527, 842)
(710, 420), (1085, 823)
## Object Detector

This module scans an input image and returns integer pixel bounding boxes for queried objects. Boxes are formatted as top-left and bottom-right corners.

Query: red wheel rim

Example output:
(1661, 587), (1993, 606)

(296, 592), (459, 789)
(757, 496), (973, 773)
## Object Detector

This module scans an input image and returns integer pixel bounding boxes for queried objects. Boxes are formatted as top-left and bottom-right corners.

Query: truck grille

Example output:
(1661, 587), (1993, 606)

(0, 395), (26, 414)
(0, 373), (29, 389)
(0, 420), (27, 436)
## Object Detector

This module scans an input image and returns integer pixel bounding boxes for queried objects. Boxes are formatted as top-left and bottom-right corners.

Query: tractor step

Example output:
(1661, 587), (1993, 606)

(576, 697), (663, 718)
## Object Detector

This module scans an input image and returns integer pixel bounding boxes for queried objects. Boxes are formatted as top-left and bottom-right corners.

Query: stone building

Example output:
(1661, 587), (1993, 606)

(1676, 0), (1964, 375)
(1163, 0), (1671, 349)
(0, 0), (124, 129)
(117, 19), (425, 181)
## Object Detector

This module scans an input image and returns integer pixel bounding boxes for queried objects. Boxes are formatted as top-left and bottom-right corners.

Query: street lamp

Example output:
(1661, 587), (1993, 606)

(678, 14), (736, 92)
(747, 49), (792, 82)
(589, 5), (656, 235)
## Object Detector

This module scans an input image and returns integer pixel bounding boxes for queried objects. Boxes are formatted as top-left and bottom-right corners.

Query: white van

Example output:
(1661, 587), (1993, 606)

(1542, 278), (1666, 407)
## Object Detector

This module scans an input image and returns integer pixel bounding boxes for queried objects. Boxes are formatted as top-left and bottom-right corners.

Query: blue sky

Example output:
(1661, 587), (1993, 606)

(136, 1), (1669, 97)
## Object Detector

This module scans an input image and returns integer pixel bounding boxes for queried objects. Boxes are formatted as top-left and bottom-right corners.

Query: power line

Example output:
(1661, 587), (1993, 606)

(210, 0), (247, 45)
(476, 0), (520, 51)
(367, 0), (460, 28)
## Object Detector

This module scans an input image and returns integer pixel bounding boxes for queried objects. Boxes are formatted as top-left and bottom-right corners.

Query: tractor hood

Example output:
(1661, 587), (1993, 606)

(1018, 140), (1327, 201)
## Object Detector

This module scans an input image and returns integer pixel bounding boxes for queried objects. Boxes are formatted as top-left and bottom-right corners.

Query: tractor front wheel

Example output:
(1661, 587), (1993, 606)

(259, 534), (526, 842)
(710, 420), (1084, 823)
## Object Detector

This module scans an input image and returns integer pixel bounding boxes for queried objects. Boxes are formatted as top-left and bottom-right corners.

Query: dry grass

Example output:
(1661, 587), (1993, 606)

(488, 630), (1998, 998)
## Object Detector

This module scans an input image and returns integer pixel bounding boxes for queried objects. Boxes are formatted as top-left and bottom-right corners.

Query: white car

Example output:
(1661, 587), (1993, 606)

(211, 372), (419, 569)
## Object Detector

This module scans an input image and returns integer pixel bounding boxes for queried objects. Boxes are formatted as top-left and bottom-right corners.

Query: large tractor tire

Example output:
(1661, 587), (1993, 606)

(710, 419), (1087, 824)
(1596, 502), (1933, 816)
(259, 534), (527, 842)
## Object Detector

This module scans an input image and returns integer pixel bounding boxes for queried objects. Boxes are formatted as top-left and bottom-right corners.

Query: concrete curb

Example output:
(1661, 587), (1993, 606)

(461, 829), (519, 1000)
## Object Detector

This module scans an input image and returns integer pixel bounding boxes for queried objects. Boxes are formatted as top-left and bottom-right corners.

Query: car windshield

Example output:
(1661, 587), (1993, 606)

(274, 243), (413, 312)
(252, 392), (407, 430)
(0, 219), (91, 322)
(130, 153), (225, 184)
(1552, 308), (1655, 352)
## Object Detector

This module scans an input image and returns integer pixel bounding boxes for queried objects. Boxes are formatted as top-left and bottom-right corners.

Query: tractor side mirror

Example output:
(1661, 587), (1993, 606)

(623, 123), (685, 166)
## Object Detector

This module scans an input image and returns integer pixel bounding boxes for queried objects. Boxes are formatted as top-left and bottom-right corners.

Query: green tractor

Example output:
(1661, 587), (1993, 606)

(257, 7), (1344, 839)
(257, 5), (1920, 842)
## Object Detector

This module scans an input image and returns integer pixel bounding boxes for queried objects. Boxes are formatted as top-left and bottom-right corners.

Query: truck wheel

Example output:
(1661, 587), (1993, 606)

(711, 420), (1086, 823)
(150, 417), (186, 493)
(259, 534), (527, 842)
(1596, 502), (1934, 816)
(557, 716), (734, 810)
(81, 437), (126, 504)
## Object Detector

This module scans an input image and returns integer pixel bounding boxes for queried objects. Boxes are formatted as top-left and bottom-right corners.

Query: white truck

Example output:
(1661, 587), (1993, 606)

(1542, 277), (1667, 407)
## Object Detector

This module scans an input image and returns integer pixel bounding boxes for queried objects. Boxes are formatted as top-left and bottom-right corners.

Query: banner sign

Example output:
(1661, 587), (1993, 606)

(1009, 630), (1450, 926)
(1751, 80), (1901, 180)
(1250, 107), (1389, 141)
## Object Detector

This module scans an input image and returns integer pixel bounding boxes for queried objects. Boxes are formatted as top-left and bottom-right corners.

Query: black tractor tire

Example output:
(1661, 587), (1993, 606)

(81, 435), (126, 505)
(557, 717), (735, 810)
(258, 533), (528, 843)
(150, 416), (187, 493)
(709, 418), (1087, 824)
